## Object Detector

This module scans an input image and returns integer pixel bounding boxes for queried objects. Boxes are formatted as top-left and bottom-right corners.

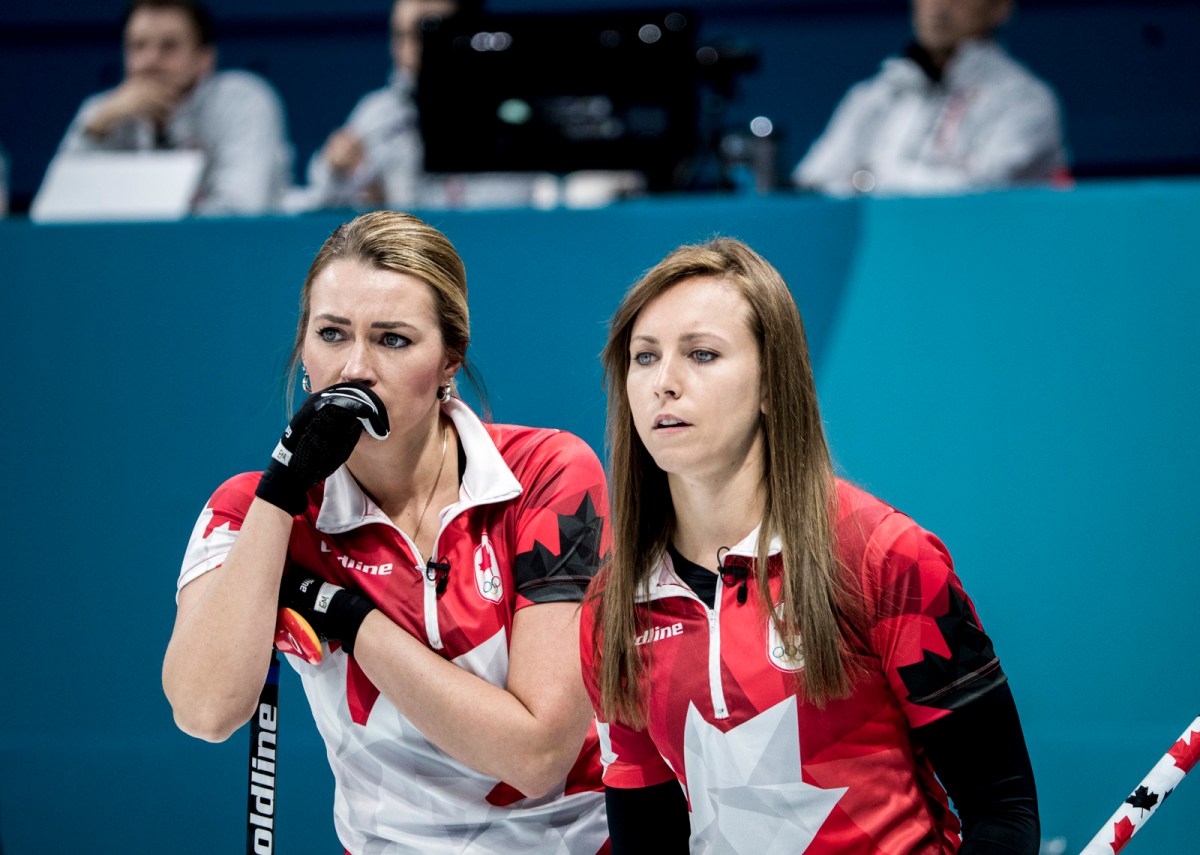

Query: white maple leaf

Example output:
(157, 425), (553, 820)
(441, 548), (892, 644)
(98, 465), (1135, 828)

(684, 696), (847, 853)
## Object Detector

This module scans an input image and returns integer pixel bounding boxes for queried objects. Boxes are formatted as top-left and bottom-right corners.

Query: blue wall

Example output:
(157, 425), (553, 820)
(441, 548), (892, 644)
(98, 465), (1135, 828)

(1, 181), (1198, 852)
(2, 1), (1199, 209)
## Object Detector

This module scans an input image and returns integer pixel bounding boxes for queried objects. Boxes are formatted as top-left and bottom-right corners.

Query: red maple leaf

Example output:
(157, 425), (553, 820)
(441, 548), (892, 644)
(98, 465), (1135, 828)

(486, 782), (526, 806)
(1109, 816), (1136, 853)
(1167, 727), (1200, 774)
(346, 657), (381, 725)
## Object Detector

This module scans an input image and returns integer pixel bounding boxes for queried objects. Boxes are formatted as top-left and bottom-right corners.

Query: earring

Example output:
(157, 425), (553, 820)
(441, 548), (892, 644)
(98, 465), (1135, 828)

(302, 370), (313, 393)
(435, 383), (451, 401)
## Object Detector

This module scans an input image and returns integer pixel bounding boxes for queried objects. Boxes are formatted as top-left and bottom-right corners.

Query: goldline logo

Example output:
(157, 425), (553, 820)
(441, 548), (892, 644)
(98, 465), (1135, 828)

(635, 622), (684, 646)
(321, 540), (393, 575)
(249, 702), (277, 853)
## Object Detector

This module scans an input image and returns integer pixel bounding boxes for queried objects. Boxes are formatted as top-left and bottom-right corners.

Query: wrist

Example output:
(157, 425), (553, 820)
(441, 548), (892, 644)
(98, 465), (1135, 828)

(83, 109), (117, 139)
(326, 587), (377, 657)
(255, 462), (311, 517)
(279, 576), (377, 657)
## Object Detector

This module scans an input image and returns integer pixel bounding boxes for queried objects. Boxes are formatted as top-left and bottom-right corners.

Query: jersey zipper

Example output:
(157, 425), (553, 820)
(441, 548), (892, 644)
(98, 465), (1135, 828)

(415, 489), (520, 651)
(397, 535), (445, 653)
(649, 561), (732, 720)
(707, 583), (730, 720)
(422, 556), (443, 650)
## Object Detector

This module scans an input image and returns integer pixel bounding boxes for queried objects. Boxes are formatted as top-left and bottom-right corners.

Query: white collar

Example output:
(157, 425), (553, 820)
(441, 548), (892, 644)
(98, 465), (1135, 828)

(721, 523), (782, 559)
(635, 523), (782, 603)
(314, 397), (523, 534)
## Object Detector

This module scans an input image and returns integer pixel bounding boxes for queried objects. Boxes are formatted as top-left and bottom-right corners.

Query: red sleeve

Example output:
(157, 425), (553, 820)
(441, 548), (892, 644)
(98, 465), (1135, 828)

(578, 590), (677, 789)
(177, 472), (261, 593)
(863, 512), (1007, 729)
(511, 431), (611, 609)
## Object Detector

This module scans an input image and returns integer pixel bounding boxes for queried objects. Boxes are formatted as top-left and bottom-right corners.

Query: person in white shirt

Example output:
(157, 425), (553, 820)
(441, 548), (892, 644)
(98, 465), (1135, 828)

(55, 0), (292, 215)
(793, 0), (1066, 196)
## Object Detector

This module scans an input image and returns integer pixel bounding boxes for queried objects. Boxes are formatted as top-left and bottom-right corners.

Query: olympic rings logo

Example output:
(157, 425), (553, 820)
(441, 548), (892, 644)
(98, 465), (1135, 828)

(474, 536), (504, 603)
(767, 606), (805, 672)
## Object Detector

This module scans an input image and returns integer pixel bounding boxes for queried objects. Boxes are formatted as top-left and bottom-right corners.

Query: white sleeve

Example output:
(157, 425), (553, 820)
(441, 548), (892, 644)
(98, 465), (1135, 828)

(193, 75), (291, 215)
(177, 505), (241, 596)
(793, 64), (920, 195)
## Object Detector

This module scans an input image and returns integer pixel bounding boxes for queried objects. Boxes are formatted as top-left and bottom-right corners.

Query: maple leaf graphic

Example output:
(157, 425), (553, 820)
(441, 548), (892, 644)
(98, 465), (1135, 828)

(1110, 816), (1135, 853)
(1124, 784), (1159, 814)
(1167, 727), (1200, 774)
(896, 584), (1000, 708)
(513, 493), (606, 600)
(683, 697), (847, 852)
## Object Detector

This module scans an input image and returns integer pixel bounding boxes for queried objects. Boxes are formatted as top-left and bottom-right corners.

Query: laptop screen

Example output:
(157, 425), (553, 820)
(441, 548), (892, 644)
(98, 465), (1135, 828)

(31, 151), (204, 224)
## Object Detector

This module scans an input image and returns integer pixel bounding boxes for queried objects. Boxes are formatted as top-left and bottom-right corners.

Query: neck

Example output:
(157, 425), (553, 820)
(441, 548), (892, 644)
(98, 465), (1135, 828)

(349, 412), (455, 518)
(667, 442), (766, 569)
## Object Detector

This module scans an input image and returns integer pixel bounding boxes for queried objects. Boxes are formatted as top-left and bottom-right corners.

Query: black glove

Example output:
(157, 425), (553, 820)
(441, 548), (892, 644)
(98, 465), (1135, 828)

(255, 381), (389, 516)
(278, 574), (377, 658)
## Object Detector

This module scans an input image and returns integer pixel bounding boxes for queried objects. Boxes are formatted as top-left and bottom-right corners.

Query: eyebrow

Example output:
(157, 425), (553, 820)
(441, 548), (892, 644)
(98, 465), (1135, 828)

(314, 313), (418, 331)
(630, 331), (728, 345)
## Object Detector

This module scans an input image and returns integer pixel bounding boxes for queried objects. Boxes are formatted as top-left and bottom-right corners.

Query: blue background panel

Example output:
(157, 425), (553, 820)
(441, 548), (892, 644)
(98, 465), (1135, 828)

(0, 183), (1197, 852)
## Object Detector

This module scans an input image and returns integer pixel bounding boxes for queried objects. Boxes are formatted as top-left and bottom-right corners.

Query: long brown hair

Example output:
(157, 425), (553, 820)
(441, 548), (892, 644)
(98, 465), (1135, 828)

(594, 237), (862, 727)
(285, 210), (482, 411)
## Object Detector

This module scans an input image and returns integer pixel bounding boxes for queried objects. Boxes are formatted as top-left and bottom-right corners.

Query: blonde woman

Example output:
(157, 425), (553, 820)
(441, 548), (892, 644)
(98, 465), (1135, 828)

(164, 211), (608, 853)
(582, 238), (1038, 853)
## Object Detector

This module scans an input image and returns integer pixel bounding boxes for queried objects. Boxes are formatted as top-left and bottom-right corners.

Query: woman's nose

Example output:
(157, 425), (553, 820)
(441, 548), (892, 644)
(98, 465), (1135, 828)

(652, 354), (680, 399)
(339, 341), (377, 386)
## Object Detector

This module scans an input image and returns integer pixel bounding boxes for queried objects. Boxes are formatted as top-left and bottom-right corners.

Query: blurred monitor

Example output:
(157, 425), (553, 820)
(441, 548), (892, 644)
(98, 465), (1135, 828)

(417, 9), (699, 190)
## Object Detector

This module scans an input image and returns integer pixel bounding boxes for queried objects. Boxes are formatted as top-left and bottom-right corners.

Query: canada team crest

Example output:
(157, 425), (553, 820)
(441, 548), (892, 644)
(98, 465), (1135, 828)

(473, 533), (503, 603)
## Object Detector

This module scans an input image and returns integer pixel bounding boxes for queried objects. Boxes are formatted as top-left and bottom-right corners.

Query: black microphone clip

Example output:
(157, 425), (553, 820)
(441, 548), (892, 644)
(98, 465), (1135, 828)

(718, 549), (749, 605)
(425, 557), (452, 596)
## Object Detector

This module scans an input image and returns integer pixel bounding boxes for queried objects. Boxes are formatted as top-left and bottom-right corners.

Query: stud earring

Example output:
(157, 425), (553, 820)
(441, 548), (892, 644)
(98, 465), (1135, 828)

(435, 383), (451, 401)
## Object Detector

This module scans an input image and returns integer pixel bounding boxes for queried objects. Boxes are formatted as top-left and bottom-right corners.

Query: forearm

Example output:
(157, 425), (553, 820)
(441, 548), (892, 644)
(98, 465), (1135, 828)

(305, 153), (362, 209)
(163, 499), (293, 741)
(915, 683), (1040, 855)
(81, 99), (129, 141)
(352, 604), (593, 797)
(607, 782), (691, 853)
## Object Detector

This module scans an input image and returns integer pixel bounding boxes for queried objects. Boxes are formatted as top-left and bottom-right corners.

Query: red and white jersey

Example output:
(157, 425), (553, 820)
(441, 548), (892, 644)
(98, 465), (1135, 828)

(580, 479), (1007, 854)
(181, 399), (609, 854)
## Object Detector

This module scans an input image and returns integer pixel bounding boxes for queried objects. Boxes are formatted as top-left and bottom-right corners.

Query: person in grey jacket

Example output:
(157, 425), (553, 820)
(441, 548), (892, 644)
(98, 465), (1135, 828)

(55, 0), (292, 215)
(793, 0), (1066, 196)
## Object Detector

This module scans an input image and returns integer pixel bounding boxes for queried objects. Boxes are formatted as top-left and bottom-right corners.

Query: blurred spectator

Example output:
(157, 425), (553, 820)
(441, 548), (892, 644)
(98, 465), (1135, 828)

(299, 0), (557, 211)
(793, 0), (1066, 196)
(53, 0), (292, 215)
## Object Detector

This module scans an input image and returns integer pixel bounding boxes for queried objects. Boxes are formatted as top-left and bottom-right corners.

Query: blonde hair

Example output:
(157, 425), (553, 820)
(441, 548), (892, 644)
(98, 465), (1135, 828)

(285, 210), (477, 409)
(594, 237), (862, 727)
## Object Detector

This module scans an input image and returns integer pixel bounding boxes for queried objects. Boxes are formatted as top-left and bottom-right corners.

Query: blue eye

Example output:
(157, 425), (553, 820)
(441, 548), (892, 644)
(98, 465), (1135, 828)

(632, 351), (656, 365)
(382, 332), (410, 349)
(691, 350), (717, 363)
(317, 327), (344, 343)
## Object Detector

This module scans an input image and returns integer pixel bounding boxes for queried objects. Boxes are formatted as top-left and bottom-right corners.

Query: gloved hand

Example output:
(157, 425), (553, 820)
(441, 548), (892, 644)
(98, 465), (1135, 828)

(274, 605), (323, 665)
(275, 574), (378, 660)
(255, 381), (389, 516)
